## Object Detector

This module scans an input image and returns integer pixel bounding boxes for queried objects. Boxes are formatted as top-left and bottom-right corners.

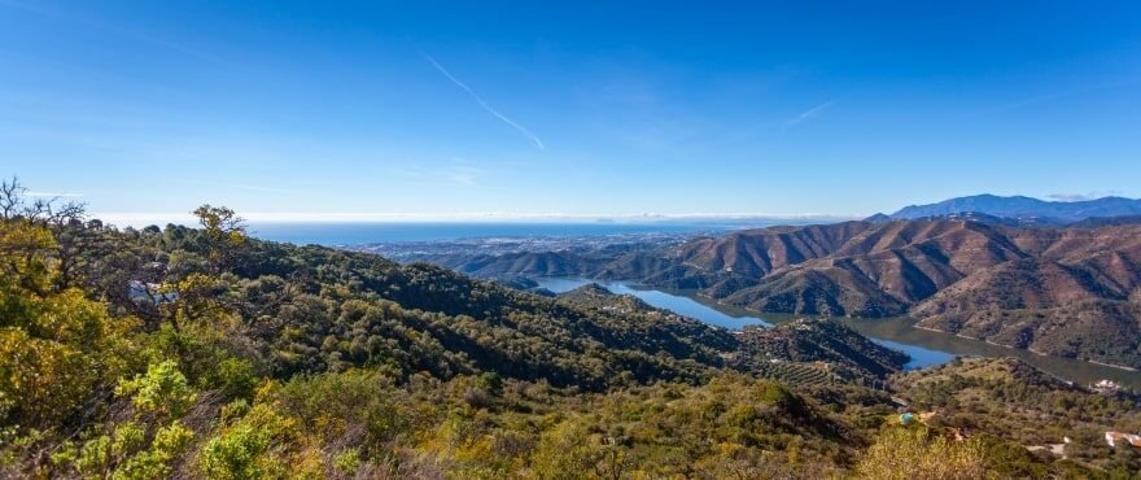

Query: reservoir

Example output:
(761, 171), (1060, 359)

(533, 277), (772, 330)
(534, 277), (1141, 389)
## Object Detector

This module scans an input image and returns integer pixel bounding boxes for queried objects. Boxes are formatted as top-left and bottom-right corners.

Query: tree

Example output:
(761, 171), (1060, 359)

(0, 177), (90, 290)
(0, 176), (86, 226)
(0, 219), (134, 432)
(192, 204), (247, 273)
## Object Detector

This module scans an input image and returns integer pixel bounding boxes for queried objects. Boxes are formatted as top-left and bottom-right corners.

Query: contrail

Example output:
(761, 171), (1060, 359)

(422, 52), (545, 150)
(785, 101), (835, 126)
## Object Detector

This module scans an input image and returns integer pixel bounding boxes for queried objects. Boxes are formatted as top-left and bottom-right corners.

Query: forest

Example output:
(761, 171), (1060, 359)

(1, 179), (1139, 479)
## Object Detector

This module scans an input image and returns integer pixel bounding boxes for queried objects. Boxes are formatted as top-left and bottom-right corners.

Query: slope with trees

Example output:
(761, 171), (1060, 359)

(1, 179), (1137, 478)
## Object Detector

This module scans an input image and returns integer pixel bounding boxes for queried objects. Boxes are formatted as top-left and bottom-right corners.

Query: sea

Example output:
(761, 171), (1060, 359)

(247, 222), (724, 246)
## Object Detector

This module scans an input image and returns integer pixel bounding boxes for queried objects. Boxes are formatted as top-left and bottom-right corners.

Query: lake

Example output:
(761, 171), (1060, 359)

(533, 277), (1141, 388)
(535, 277), (772, 330)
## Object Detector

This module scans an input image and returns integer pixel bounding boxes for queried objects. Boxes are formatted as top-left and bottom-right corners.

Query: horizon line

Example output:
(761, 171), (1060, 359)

(89, 211), (863, 227)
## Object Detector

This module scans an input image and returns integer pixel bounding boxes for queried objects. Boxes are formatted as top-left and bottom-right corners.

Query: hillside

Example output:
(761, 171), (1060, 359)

(399, 218), (1141, 369)
(886, 194), (1141, 223)
(3, 192), (1138, 477)
(734, 319), (909, 380)
(669, 220), (1141, 368)
(893, 357), (1141, 474)
(556, 284), (909, 383)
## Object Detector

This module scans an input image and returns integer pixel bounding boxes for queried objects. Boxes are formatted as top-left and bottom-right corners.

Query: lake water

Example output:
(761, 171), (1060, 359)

(535, 277), (772, 330)
(534, 277), (1141, 387)
(534, 277), (943, 369)
(248, 222), (719, 246)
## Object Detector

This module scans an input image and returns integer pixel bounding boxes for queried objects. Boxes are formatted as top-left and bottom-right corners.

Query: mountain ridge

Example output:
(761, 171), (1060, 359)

(389, 218), (1141, 369)
(884, 194), (1141, 223)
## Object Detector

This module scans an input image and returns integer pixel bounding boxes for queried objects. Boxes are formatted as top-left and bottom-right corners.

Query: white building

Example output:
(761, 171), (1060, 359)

(1105, 432), (1141, 449)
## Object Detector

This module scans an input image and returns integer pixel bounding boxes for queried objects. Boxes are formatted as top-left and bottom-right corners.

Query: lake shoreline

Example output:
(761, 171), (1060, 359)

(533, 276), (1141, 389)
(679, 284), (1141, 379)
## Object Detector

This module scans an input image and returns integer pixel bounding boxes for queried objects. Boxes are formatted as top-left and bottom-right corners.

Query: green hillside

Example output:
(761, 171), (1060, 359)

(1, 187), (1137, 478)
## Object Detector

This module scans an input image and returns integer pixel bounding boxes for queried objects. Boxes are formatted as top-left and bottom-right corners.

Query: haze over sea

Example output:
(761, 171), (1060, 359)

(247, 222), (722, 246)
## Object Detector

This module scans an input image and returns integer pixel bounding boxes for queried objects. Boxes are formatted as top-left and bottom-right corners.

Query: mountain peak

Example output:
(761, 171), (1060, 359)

(888, 194), (1141, 223)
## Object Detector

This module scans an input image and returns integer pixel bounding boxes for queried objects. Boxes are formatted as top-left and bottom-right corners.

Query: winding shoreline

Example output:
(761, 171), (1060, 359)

(699, 293), (1141, 377)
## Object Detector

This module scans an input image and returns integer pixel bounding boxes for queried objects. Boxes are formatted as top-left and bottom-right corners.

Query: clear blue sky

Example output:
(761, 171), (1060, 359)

(3, 1), (1141, 222)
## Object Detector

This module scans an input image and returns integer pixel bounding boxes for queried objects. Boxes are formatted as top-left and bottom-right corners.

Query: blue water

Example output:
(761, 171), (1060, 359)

(248, 222), (715, 246)
(244, 226), (1135, 384)
(534, 277), (955, 370)
(869, 337), (955, 370)
(534, 277), (772, 330)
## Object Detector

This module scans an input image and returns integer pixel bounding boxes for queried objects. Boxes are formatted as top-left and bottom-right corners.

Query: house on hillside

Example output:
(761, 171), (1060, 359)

(1105, 432), (1141, 448)
(1091, 379), (1121, 394)
(128, 280), (177, 305)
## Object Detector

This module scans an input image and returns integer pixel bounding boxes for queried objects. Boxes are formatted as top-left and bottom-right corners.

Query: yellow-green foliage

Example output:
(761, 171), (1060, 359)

(51, 361), (198, 479)
(893, 357), (1141, 473)
(0, 221), (134, 430)
(1, 201), (1132, 478)
(55, 421), (193, 480)
(198, 403), (298, 480)
(530, 420), (608, 480)
(855, 426), (987, 480)
(109, 422), (194, 480)
(115, 360), (197, 419)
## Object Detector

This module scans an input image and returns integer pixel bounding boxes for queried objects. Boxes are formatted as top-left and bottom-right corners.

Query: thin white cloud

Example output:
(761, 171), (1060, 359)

(1046, 193), (1093, 202)
(1046, 191), (1122, 202)
(422, 52), (545, 150)
(785, 101), (835, 127)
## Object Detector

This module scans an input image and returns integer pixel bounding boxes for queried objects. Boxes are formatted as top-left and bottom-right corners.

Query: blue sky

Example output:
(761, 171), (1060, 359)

(2, 1), (1141, 223)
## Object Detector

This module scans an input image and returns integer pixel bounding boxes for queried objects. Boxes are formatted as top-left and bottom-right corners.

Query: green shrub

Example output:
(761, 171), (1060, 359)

(198, 404), (296, 480)
(332, 448), (361, 475)
(116, 360), (197, 419)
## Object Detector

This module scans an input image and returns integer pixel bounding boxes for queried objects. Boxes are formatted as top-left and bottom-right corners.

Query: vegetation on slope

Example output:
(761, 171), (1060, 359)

(405, 217), (1141, 368)
(893, 357), (1141, 476)
(0, 179), (1136, 478)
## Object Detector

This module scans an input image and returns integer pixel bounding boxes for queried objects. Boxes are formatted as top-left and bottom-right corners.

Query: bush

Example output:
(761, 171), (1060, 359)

(116, 360), (197, 419)
(855, 426), (986, 480)
(198, 404), (297, 480)
(213, 357), (258, 401)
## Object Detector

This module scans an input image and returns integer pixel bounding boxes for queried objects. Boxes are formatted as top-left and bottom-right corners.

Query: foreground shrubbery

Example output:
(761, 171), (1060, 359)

(0, 182), (1134, 478)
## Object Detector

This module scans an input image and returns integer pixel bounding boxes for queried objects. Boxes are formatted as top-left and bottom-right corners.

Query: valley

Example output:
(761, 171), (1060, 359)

(375, 215), (1141, 375)
(529, 277), (1141, 389)
(4, 188), (1140, 477)
(10, 2), (1141, 476)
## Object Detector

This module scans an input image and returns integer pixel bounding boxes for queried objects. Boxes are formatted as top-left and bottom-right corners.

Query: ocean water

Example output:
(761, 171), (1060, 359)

(248, 222), (715, 246)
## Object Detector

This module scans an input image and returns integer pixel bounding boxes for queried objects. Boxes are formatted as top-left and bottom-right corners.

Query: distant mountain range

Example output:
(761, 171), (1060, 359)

(656, 219), (1141, 369)
(883, 194), (1141, 223)
(384, 216), (1141, 370)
